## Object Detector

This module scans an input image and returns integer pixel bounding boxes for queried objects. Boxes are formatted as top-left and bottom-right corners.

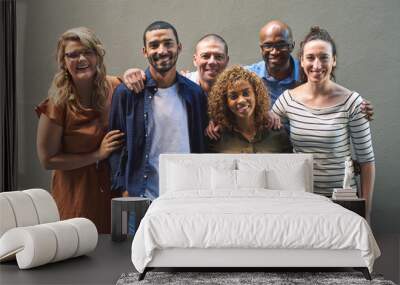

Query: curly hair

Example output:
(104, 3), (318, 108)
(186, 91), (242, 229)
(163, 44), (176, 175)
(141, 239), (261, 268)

(208, 65), (270, 132)
(298, 26), (337, 83)
(48, 27), (109, 112)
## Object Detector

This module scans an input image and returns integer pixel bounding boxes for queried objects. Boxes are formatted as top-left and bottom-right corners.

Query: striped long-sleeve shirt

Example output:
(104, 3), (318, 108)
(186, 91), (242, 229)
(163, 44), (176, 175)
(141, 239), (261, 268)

(272, 90), (374, 196)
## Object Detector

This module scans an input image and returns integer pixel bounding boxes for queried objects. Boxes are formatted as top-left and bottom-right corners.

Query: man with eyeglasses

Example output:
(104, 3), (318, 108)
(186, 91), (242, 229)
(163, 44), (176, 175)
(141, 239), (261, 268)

(244, 20), (298, 107)
(245, 20), (374, 115)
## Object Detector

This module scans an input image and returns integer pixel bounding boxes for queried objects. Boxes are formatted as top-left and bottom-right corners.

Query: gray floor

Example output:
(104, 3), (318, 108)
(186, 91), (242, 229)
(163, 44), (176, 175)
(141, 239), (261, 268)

(374, 234), (400, 284)
(1, 234), (399, 285)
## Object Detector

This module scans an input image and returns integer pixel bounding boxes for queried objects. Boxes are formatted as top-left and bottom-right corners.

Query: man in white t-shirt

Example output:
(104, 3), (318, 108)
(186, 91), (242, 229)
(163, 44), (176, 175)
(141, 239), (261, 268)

(109, 21), (208, 233)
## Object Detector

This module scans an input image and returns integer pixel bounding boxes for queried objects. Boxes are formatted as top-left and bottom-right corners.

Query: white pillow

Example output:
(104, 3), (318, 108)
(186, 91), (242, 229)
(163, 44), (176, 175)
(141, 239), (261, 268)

(237, 169), (267, 189)
(211, 169), (267, 191)
(238, 158), (309, 192)
(167, 163), (210, 191)
(211, 168), (236, 190)
(166, 159), (236, 192)
(266, 168), (306, 191)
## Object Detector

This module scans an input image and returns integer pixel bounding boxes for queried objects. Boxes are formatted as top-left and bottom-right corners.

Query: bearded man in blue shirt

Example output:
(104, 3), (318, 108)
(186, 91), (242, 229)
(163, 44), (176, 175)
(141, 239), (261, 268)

(109, 21), (207, 224)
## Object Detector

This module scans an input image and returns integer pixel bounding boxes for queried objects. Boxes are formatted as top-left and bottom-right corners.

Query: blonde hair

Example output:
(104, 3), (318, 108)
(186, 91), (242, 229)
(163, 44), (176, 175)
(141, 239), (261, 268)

(208, 65), (270, 132)
(48, 27), (109, 111)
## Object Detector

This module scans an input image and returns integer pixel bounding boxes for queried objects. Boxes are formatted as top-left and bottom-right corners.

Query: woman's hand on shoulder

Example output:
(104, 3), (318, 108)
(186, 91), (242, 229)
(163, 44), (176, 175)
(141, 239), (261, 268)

(204, 120), (221, 140)
(266, 111), (282, 130)
(96, 130), (125, 161)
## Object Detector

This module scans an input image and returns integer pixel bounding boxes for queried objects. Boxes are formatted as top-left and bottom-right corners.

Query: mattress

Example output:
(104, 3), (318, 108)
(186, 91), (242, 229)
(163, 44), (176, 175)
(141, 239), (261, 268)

(131, 190), (380, 273)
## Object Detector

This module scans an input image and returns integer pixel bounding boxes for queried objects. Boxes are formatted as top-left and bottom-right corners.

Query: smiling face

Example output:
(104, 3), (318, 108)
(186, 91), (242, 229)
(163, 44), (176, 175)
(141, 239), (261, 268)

(193, 39), (229, 85)
(143, 28), (181, 75)
(259, 23), (293, 73)
(226, 80), (256, 121)
(64, 40), (97, 83)
(301, 39), (336, 84)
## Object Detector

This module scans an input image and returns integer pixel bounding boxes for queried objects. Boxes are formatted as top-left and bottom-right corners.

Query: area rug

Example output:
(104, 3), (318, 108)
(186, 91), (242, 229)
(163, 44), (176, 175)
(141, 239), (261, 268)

(116, 271), (396, 285)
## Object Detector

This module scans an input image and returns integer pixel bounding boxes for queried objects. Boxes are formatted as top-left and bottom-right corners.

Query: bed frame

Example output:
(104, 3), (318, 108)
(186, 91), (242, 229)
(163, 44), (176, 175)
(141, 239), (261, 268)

(138, 154), (372, 280)
(139, 248), (370, 280)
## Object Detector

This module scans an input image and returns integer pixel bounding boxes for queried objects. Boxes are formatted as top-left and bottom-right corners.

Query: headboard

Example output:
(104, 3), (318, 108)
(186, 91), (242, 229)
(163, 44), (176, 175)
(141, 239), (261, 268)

(159, 153), (313, 195)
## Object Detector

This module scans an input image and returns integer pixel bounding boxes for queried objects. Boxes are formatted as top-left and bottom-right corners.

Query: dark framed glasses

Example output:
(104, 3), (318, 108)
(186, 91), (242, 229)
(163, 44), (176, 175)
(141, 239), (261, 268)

(65, 49), (96, 59)
(260, 42), (293, 51)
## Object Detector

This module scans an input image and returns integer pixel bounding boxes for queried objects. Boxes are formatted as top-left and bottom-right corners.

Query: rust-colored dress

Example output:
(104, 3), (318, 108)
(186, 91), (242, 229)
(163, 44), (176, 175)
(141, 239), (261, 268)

(35, 76), (121, 233)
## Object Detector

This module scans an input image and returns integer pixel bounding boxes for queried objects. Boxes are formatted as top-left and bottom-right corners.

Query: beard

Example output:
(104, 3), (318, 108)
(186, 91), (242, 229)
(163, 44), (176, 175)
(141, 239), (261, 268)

(148, 52), (179, 74)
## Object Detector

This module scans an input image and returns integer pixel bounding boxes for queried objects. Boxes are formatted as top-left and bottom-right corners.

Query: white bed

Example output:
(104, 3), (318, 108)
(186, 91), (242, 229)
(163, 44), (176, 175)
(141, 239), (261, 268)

(131, 154), (380, 280)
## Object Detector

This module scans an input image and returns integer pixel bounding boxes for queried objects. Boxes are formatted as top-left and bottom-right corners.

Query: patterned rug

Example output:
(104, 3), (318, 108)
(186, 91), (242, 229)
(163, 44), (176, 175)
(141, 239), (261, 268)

(116, 271), (396, 285)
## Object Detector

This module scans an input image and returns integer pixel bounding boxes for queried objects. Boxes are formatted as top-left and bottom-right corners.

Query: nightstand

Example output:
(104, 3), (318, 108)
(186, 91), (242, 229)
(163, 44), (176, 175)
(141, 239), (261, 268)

(332, 198), (366, 218)
(111, 197), (151, 241)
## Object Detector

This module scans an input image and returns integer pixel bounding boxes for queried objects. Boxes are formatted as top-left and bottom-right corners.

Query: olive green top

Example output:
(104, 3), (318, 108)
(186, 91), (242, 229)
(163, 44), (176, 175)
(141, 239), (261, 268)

(208, 128), (292, 154)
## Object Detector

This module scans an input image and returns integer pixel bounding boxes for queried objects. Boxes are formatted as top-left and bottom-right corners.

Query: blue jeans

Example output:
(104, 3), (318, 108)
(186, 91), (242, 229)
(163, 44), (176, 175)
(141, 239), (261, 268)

(128, 189), (156, 235)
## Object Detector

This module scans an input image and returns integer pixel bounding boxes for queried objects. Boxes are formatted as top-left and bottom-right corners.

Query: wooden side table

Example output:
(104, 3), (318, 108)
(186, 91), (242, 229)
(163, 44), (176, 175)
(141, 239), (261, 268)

(111, 197), (151, 242)
(332, 198), (366, 218)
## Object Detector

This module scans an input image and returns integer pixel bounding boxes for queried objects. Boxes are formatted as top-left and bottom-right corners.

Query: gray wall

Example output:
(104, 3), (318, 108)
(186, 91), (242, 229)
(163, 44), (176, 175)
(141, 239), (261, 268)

(16, 0), (400, 233)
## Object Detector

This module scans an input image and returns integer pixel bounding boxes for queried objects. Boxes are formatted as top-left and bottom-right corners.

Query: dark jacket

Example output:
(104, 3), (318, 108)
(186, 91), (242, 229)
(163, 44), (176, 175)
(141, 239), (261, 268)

(108, 68), (208, 196)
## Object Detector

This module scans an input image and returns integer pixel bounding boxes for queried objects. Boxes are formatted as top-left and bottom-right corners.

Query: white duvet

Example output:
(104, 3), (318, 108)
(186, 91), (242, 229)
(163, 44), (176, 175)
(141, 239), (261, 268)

(131, 190), (380, 273)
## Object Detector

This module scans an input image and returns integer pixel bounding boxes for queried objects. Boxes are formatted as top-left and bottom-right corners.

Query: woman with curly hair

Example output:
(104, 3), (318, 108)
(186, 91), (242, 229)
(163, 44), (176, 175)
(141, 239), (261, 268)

(36, 27), (124, 233)
(208, 65), (291, 153)
(272, 27), (375, 218)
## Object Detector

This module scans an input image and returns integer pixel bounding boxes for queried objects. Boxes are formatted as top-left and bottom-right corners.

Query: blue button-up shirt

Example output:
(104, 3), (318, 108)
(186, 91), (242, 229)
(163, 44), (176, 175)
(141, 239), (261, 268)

(245, 56), (300, 107)
(108, 68), (208, 197)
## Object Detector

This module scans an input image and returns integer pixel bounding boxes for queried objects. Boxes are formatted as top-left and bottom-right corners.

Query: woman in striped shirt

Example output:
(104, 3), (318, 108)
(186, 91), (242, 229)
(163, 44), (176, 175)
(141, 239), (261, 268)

(272, 26), (375, 217)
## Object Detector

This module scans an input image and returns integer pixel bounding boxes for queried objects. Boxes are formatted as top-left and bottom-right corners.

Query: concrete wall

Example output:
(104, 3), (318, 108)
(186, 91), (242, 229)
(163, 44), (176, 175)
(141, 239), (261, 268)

(16, 0), (400, 233)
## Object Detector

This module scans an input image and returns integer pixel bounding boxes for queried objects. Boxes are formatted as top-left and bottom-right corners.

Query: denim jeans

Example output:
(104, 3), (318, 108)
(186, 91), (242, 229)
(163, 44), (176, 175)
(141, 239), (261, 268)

(128, 189), (156, 235)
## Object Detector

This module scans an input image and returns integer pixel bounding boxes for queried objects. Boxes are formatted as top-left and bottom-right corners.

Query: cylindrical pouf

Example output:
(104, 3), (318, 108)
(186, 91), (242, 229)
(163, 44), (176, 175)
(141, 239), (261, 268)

(0, 226), (57, 269)
(0, 218), (98, 269)
(0, 196), (17, 237)
(42, 221), (79, 262)
(64, 218), (98, 257)
(23, 189), (60, 224)
(0, 192), (39, 228)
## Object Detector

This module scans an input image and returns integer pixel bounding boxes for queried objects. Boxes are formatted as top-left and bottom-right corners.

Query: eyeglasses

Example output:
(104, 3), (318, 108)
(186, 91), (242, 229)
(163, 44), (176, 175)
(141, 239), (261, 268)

(260, 42), (293, 51)
(65, 49), (96, 59)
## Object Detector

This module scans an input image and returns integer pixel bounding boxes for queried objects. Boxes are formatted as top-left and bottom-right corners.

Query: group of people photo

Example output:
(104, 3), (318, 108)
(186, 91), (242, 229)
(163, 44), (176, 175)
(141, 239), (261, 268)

(36, 19), (376, 234)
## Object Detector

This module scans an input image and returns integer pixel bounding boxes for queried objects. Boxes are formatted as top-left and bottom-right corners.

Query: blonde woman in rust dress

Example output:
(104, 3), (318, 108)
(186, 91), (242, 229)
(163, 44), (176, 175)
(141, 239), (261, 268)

(36, 27), (124, 233)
